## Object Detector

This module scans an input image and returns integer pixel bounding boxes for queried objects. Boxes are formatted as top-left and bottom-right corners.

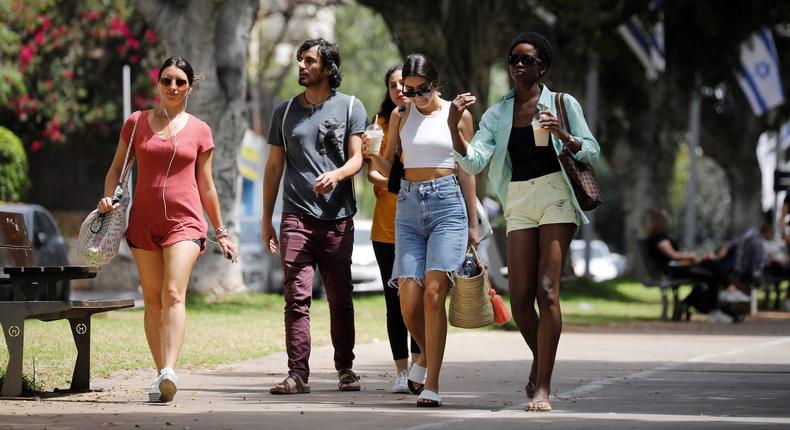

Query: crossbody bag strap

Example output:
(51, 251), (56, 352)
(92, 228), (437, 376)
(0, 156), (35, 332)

(118, 111), (140, 187)
(281, 97), (295, 152)
(555, 92), (571, 133)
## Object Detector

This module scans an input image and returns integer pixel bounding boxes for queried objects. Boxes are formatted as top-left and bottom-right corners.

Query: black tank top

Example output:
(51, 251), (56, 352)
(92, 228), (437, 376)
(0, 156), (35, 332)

(507, 127), (561, 181)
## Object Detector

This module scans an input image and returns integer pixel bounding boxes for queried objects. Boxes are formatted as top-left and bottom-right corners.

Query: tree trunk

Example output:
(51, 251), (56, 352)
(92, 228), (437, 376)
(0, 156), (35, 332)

(699, 88), (766, 236)
(132, 0), (259, 295)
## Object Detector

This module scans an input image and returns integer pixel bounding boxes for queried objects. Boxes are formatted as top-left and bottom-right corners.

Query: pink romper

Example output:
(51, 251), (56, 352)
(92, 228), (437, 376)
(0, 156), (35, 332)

(121, 110), (214, 251)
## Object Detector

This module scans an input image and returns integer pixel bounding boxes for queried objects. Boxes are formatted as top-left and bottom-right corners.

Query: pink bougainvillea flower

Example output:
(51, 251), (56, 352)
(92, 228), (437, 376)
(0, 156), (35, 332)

(149, 68), (159, 84)
(20, 44), (36, 67)
(130, 54), (142, 65)
(31, 140), (43, 152)
(63, 69), (74, 80)
(126, 37), (140, 50)
(33, 31), (45, 45)
(118, 44), (127, 55)
(43, 80), (53, 90)
(144, 29), (157, 44)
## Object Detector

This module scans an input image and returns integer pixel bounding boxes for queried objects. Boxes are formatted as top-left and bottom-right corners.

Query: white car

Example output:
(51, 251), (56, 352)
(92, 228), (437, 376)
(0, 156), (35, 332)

(239, 217), (383, 295)
(570, 239), (623, 282)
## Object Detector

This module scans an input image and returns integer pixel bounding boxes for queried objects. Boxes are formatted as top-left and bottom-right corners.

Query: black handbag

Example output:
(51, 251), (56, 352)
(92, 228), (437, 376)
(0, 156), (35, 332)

(387, 152), (404, 194)
(387, 105), (407, 194)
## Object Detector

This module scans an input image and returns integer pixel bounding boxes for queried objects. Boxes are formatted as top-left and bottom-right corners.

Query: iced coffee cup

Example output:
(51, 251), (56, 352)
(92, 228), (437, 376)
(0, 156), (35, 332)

(532, 112), (550, 147)
(364, 123), (384, 157)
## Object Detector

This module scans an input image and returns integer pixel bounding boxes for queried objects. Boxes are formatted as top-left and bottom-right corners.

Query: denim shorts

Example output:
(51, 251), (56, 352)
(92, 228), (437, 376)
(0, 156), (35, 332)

(390, 174), (468, 288)
(505, 171), (580, 234)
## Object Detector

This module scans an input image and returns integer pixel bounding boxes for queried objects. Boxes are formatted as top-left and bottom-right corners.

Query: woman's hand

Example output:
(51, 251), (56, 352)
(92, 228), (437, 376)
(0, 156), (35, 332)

(97, 197), (118, 214)
(361, 132), (371, 158)
(218, 235), (238, 263)
(538, 111), (581, 152)
(448, 93), (476, 128)
(468, 223), (481, 249)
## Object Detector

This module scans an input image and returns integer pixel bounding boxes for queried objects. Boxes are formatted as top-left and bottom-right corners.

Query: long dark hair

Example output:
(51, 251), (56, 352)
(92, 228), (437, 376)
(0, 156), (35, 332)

(158, 56), (195, 85)
(376, 64), (402, 120)
(297, 38), (343, 89)
(402, 53), (439, 85)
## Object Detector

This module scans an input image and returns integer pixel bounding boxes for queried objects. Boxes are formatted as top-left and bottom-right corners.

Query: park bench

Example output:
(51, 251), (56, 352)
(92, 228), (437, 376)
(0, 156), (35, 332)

(0, 211), (134, 397)
(634, 239), (694, 321)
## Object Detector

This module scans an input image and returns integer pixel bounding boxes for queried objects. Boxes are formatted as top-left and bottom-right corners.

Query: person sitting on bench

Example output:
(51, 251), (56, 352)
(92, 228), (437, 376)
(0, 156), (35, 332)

(644, 208), (729, 321)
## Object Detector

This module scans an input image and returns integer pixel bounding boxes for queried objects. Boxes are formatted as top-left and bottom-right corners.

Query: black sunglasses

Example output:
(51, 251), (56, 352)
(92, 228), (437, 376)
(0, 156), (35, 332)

(402, 83), (434, 98)
(507, 54), (542, 67)
(159, 76), (189, 89)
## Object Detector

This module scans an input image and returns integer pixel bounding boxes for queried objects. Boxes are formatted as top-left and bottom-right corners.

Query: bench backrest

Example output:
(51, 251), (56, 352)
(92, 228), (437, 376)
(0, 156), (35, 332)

(0, 211), (36, 268)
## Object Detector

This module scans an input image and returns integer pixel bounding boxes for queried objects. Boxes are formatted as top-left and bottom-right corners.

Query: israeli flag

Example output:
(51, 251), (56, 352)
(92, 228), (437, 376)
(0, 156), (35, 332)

(617, 3), (665, 80)
(735, 27), (785, 116)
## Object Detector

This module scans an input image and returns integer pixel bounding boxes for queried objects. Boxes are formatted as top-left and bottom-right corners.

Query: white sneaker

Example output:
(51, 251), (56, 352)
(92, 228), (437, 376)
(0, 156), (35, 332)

(391, 369), (410, 393)
(148, 377), (161, 403)
(719, 286), (751, 303)
(157, 367), (179, 403)
(708, 310), (734, 323)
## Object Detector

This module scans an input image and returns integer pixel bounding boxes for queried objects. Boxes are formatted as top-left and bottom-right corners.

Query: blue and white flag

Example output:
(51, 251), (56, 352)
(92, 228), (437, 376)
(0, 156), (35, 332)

(735, 27), (785, 116)
(617, 1), (665, 80)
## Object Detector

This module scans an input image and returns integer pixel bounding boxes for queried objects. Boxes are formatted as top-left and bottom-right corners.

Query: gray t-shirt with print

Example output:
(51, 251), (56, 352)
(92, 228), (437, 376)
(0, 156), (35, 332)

(268, 91), (367, 220)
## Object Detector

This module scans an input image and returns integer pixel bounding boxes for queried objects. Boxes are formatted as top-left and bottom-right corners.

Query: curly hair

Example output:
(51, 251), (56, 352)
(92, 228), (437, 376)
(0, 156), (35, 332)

(508, 32), (553, 68)
(297, 38), (343, 89)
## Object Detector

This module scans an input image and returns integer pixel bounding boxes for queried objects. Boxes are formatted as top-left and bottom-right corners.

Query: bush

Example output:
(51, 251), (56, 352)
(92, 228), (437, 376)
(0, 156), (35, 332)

(0, 126), (30, 201)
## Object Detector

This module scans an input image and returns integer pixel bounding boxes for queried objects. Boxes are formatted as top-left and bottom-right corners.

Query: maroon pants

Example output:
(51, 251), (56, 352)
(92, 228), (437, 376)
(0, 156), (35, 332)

(279, 213), (356, 382)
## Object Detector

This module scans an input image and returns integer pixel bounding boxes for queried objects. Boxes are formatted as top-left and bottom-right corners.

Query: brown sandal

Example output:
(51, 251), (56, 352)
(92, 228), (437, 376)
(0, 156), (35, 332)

(337, 369), (361, 391)
(270, 375), (311, 394)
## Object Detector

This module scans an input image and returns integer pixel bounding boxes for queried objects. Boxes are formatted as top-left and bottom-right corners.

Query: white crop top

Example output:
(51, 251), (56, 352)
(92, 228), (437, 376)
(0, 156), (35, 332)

(399, 102), (456, 169)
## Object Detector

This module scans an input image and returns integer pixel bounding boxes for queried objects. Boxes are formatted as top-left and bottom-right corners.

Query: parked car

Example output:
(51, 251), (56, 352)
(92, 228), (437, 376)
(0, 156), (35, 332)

(0, 202), (71, 299)
(239, 217), (383, 297)
(570, 239), (624, 282)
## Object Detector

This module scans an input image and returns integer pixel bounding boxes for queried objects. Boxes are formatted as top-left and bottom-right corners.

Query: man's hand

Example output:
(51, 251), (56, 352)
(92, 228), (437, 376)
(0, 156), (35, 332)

(262, 221), (279, 254)
(314, 170), (342, 194)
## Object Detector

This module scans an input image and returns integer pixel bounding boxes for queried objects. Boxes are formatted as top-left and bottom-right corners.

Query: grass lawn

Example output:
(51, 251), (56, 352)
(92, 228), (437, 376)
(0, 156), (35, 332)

(0, 278), (675, 391)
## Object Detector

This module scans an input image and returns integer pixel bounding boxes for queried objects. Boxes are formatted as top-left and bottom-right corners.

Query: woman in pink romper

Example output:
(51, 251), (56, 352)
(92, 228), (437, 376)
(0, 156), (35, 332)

(96, 57), (237, 403)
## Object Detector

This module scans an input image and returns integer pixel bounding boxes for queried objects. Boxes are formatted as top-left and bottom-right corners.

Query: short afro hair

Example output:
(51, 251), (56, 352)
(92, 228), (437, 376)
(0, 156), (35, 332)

(297, 38), (343, 89)
(508, 32), (552, 68)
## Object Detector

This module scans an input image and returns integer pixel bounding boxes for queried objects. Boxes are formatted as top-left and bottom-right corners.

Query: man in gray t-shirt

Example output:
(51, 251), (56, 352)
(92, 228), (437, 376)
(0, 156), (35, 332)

(263, 38), (366, 395)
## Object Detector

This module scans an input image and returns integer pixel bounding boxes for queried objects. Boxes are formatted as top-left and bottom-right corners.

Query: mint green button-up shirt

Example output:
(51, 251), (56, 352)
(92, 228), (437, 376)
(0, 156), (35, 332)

(453, 84), (600, 225)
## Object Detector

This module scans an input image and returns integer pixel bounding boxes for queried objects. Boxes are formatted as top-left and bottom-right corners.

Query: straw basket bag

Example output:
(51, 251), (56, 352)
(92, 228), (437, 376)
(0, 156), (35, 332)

(449, 247), (494, 328)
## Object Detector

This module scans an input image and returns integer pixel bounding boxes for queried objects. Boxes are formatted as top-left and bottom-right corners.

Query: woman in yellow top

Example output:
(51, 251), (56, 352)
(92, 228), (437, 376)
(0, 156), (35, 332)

(363, 64), (420, 393)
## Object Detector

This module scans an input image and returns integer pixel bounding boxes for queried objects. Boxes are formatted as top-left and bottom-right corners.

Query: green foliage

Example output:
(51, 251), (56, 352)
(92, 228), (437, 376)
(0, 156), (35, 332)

(0, 0), (162, 153)
(334, 4), (401, 218)
(0, 126), (30, 201)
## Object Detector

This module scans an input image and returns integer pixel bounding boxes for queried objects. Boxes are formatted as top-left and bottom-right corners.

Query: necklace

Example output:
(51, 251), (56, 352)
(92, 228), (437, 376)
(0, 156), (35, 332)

(302, 92), (331, 114)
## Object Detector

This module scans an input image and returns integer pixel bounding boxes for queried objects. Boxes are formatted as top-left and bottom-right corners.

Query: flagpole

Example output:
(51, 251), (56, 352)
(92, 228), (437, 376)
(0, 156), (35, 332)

(684, 74), (701, 251)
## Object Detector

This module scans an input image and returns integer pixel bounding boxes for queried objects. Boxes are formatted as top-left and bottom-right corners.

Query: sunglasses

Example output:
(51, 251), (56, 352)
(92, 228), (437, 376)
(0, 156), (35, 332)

(159, 76), (189, 89)
(402, 83), (434, 98)
(507, 54), (542, 67)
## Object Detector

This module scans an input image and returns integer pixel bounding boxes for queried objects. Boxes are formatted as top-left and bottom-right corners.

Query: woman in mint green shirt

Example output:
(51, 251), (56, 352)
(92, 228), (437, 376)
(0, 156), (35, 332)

(448, 32), (599, 413)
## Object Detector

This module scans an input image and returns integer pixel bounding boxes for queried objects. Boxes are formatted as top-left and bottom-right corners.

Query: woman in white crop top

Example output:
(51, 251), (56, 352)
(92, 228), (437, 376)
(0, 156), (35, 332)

(367, 53), (478, 408)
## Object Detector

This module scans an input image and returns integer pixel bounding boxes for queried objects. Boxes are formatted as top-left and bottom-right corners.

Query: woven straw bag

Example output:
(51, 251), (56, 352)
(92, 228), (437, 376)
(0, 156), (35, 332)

(77, 114), (138, 266)
(449, 247), (494, 328)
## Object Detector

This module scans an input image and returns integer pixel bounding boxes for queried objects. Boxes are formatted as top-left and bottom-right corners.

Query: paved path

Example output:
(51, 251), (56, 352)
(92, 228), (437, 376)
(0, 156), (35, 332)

(2, 321), (789, 429)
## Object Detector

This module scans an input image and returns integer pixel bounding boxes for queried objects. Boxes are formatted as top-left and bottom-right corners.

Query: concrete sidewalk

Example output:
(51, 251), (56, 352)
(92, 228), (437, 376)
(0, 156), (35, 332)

(2, 327), (789, 429)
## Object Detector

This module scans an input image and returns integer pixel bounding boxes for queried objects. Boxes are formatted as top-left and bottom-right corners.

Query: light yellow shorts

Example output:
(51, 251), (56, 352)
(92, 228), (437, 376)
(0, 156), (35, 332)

(505, 171), (580, 234)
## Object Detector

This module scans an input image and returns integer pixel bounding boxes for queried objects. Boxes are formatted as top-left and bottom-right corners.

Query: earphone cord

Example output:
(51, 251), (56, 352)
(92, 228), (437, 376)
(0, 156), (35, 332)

(161, 107), (221, 247)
